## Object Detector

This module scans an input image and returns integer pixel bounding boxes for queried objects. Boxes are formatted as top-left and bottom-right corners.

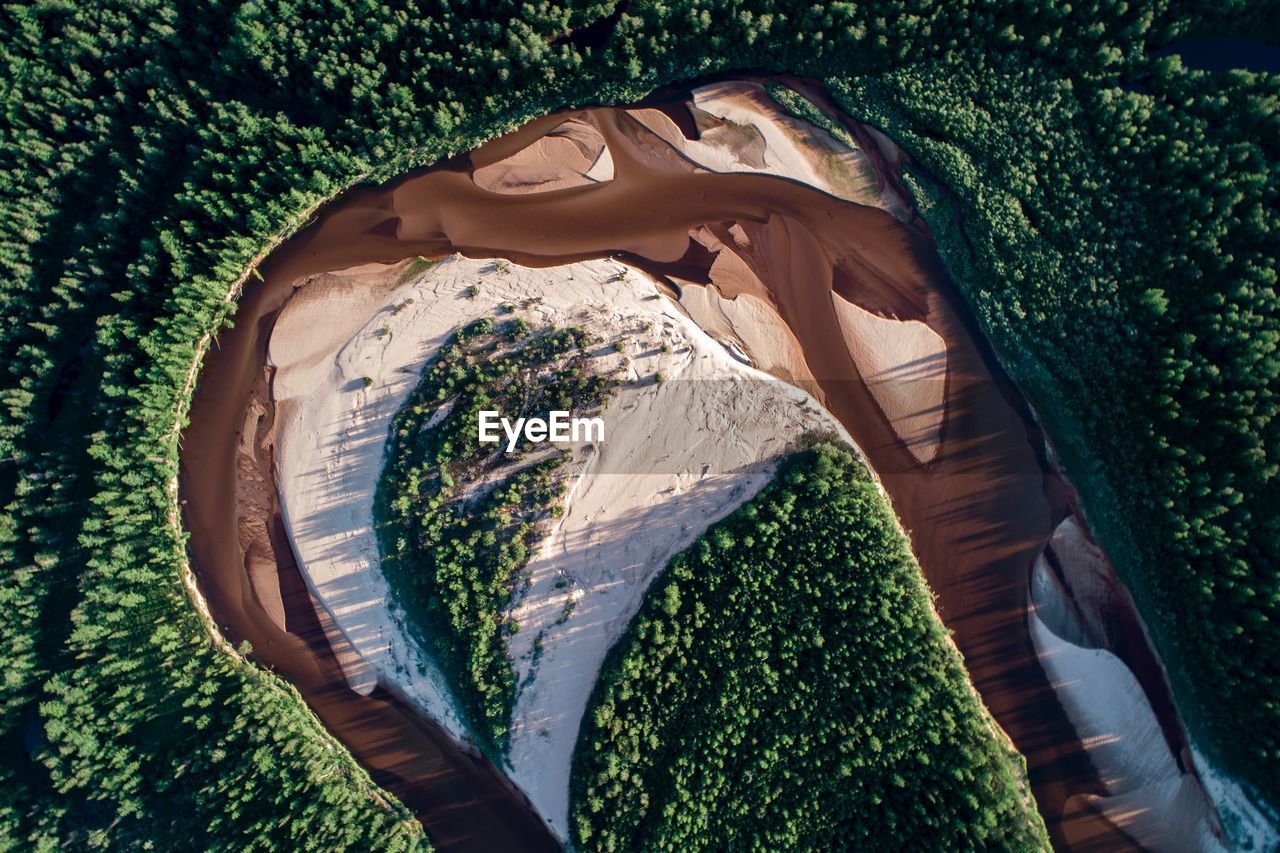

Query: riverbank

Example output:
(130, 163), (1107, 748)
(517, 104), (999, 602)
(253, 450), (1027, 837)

(180, 256), (561, 851)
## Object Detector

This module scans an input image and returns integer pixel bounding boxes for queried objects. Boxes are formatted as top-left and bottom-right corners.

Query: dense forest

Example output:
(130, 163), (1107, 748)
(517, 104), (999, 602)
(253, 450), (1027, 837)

(378, 317), (614, 751)
(1, 0), (1276, 846)
(572, 443), (1049, 850)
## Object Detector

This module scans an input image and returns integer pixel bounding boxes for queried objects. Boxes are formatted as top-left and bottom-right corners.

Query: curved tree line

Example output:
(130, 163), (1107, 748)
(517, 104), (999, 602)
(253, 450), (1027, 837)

(572, 443), (1048, 850)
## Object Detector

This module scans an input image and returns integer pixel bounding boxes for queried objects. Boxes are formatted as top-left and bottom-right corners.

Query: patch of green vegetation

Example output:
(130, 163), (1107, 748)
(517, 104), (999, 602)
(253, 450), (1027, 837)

(377, 320), (615, 750)
(572, 444), (1048, 850)
(400, 256), (439, 282)
(764, 83), (857, 149)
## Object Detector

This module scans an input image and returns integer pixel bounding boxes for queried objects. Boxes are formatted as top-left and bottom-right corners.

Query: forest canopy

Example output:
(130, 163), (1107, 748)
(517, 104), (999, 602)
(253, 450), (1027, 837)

(572, 444), (1049, 850)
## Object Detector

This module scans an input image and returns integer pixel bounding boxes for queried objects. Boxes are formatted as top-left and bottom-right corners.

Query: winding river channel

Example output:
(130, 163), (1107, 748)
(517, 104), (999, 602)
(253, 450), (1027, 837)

(180, 80), (1208, 851)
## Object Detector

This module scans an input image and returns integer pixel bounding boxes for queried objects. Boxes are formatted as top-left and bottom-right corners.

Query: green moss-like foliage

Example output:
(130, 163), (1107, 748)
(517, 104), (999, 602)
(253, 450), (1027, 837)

(378, 320), (614, 751)
(572, 444), (1048, 851)
(763, 82), (858, 149)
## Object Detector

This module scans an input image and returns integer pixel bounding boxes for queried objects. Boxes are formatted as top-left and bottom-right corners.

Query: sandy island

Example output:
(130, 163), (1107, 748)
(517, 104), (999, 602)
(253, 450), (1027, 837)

(269, 256), (853, 837)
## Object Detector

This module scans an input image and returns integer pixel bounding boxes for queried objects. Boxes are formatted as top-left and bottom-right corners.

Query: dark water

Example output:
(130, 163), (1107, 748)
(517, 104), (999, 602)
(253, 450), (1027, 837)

(1158, 38), (1280, 73)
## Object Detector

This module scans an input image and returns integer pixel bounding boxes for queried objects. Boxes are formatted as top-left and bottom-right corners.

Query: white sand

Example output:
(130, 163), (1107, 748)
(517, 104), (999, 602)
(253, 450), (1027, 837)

(1075, 775), (1228, 853)
(1028, 521), (1226, 852)
(269, 255), (852, 838)
(504, 293), (847, 836)
(271, 262), (474, 724)
(1030, 596), (1183, 794)
(676, 283), (814, 385)
(830, 292), (947, 464)
(1030, 608), (1225, 851)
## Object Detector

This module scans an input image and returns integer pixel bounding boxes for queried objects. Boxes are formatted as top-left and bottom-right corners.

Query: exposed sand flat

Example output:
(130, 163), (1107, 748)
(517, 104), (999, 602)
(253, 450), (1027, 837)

(268, 264), (406, 373)
(1030, 607), (1224, 851)
(1030, 516), (1225, 852)
(268, 255), (850, 839)
(676, 282), (815, 387)
(627, 81), (886, 209)
(306, 583), (378, 695)
(688, 223), (774, 303)
(232, 367), (386, 692)
(271, 259), (485, 736)
(1070, 775), (1227, 853)
(830, 292), (947, 464)
(237, 396), (286, 631)
(472, 117), (613, 194)
(1030, 605), (1182, 794)
(623, 108), (689, 151)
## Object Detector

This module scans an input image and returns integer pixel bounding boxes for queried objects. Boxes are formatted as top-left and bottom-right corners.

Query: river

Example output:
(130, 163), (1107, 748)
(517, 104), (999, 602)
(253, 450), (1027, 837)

(180, 79), (1202, 850)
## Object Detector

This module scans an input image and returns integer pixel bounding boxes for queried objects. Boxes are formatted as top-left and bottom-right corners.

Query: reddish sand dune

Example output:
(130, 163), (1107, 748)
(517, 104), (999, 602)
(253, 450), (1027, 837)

(675, 282), (815, 385)
(473, 117), (613, 194)
(830, 291), (947, 464)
